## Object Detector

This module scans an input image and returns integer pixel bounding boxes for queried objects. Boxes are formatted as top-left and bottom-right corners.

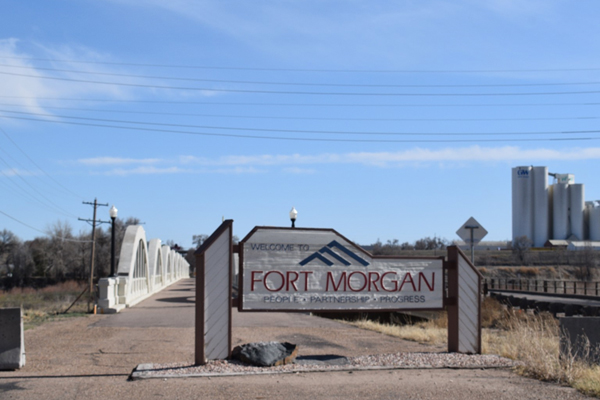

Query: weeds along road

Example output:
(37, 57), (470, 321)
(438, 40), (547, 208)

(0, 278), (592, 400)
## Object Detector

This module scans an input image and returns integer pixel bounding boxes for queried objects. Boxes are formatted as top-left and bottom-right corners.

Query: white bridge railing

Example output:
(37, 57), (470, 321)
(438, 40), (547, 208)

(98, 225), (190, 313)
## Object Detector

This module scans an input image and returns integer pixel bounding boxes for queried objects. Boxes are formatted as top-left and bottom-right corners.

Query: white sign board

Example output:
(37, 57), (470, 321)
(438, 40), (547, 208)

(240, 228), (443, 312)
(456, 217), (488, 244)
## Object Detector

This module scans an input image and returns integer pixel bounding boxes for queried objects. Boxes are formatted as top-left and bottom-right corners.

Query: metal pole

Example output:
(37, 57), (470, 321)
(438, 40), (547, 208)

(470, 228), (475, 264)
(88, 198), (98, 312)
(110, 216), (116, 277)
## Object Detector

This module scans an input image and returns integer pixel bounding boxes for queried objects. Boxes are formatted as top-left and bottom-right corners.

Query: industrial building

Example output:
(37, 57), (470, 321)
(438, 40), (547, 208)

(512, 166), (600, 247)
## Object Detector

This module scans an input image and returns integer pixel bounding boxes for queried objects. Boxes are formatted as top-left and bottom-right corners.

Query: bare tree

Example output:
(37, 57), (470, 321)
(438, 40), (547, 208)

(512, 235), (533, 264)
(192, 234), (209, 248)
(9, 242), (35, 287)
(0, 229), (18, 266)
(574, 244), (598, 281)
(45, 220), (78, 280)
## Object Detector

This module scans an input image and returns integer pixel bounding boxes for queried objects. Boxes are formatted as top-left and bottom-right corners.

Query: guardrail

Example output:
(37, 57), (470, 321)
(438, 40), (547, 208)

(486, 278), (600, 296)
(97, 225), (190, 313)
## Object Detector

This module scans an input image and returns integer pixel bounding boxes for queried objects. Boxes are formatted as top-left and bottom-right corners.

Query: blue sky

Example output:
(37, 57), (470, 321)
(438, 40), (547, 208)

(1, 0), (600, 247)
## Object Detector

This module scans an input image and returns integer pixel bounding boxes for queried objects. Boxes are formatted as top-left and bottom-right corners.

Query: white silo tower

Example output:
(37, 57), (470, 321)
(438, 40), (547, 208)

(512, 166), (549, 247)
(532, 166), (549, 247)
(512, 166), (533, 242)
(552, 183), (569, 240)
(569, 184), (585, 240)
(590, 201), (600, 241)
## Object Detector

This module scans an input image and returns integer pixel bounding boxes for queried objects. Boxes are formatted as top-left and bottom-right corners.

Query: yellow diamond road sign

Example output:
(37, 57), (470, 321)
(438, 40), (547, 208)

(456, 217), (488, 244)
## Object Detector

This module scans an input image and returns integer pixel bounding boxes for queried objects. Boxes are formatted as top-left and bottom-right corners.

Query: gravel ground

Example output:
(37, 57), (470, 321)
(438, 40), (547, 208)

(133, 352), (518, 379)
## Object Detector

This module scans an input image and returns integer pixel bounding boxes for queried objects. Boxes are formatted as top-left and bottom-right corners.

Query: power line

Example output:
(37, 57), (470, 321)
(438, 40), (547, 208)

(3, 70), (600, 96)
(2, 95), (600, 108)
(1, 108), (599, 137)
(0, 157), (78, 219)
(0, 209), (91, 242)
(2, 63), (600, 88)
(0, 102), (597, 123)
(0, 125), (83, 199)
(3, 55), (600, 73)
(0, 113), (597, 143)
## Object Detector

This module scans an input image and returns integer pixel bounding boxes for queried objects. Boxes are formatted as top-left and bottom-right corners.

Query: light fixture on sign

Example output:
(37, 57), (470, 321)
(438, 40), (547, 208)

(289, 207), (298, 228)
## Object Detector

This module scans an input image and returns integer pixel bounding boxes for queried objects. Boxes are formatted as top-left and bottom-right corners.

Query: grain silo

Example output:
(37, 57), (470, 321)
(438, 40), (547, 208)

(552, 183), (569, 240)
(511, 166), (549, 247)
(512, 166), (597, 245)
(512, 166), (533, 242)
(590, 201), (600, 241)
(569, 184), (585, 240)
(532, 166), (549, 247)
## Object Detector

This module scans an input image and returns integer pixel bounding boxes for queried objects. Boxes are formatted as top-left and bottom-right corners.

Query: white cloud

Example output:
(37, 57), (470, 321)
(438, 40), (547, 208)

(104, 166), (184, 176)
(77, 157), (162, 166)
(181, 146), (600, 168)
(282, 167), (316, 174)
(0, 38), (220, 122)
(81, 146), (600, 176)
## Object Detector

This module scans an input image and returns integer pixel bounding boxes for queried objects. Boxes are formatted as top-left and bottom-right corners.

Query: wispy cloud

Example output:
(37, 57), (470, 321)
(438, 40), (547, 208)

(81, 146), (600, 176)
(180, 146), (600, 168)
(103, 0), (570, 73)
(0, 39), (218, 121)
(78, 157), (162, 166)
(104, 166), (185, 176)
(0, 39), (133, 114)
(283, 167), (317, 174)
(0, 167), (39, 177)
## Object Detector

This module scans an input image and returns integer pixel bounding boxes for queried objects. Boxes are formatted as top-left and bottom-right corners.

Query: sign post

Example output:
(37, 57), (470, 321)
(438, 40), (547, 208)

(194, 220), (233, 365)
(195, 224), (483, 363)
(456, 217), (488, 264)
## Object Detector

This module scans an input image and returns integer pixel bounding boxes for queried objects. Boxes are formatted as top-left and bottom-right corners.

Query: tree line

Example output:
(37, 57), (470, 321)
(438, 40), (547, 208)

(0, 218), (142, 289)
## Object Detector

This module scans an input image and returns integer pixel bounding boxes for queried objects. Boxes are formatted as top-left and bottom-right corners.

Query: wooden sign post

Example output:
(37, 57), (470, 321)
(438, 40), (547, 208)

(194, 225), (482, 365)
(194, 220), (233, 365)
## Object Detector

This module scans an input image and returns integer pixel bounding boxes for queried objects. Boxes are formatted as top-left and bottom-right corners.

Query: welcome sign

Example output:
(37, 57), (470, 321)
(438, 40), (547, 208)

(239, 227), (444, 311)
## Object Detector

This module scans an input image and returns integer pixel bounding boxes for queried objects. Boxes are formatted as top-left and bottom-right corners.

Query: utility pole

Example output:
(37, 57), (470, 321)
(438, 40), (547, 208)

(79, 198), (109, 313)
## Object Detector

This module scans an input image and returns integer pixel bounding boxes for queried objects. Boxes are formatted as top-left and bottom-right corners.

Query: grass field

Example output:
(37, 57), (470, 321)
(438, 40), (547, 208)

(345, 297), (600, 398)
(0, 281), (90, 329)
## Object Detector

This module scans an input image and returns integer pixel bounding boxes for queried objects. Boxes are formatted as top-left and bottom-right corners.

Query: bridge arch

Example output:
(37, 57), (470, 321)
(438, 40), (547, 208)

(117, 225), (150, 298)
(148, 239), (163, 290)
(98, 225), (190, 313)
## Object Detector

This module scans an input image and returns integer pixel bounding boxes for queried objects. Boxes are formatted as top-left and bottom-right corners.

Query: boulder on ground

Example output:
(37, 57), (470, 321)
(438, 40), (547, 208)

(232, 342), (299, 367)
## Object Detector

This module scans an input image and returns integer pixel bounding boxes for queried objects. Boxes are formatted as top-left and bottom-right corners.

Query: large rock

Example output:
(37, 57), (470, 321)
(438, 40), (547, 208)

(232, 342), (298, 367)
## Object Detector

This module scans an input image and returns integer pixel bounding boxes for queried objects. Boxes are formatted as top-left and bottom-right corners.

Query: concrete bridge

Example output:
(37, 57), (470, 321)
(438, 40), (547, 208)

(97, 225), (190, 313)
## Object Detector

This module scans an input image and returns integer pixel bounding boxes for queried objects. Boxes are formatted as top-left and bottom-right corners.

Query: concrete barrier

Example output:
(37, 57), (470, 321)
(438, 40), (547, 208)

(560, 317), (600, 364)
(0, 308), (26, 370)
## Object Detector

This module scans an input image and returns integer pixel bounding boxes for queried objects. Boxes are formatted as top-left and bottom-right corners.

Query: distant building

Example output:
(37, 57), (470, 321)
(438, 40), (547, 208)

(512, 166), (600, 247)
(544, 239), (569, 249)
(567, 241), (600, 251)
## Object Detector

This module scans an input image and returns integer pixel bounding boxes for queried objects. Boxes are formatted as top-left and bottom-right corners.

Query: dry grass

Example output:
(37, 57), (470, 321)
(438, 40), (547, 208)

(0, 281), (89, 329)
(349, 318), (447, 345)
(347, 298), (600, 398)
(484, 308), (600, 397)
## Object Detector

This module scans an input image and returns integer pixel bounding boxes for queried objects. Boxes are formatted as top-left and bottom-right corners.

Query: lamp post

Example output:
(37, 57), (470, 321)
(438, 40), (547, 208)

(289, 207), (297, 228)
(109, 205), (118, 277)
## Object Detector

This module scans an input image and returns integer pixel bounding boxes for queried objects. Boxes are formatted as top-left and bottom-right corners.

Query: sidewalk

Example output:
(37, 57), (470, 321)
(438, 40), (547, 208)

(0, 278), (591, 399)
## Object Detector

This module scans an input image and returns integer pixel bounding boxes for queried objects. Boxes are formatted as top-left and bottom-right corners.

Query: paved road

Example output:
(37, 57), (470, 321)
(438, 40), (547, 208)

(0, 278), (592, 399)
